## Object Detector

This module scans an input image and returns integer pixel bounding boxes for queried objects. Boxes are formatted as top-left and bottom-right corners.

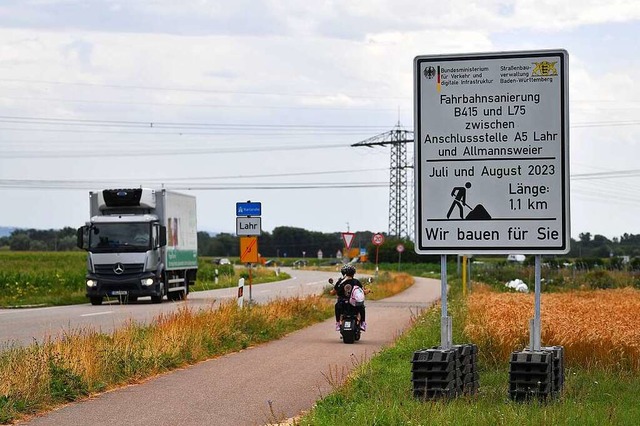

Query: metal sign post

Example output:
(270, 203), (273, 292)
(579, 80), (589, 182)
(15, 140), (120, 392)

(440, 255), (452, 349)
(396, 243), (404, 271)
(530, 255), (542, 350)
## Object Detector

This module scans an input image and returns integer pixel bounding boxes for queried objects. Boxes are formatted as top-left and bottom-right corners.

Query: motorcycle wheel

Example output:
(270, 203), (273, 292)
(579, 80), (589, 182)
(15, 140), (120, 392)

(342, 329), (355, 344)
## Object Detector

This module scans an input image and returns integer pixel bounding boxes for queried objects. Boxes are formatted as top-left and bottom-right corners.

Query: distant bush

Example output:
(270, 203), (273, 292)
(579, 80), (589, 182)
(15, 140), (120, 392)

(581, 270), (613, 289)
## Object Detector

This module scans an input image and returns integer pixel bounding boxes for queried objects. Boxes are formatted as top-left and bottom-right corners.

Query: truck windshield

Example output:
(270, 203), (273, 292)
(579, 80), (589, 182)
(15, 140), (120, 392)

(88, 222), (151, 252)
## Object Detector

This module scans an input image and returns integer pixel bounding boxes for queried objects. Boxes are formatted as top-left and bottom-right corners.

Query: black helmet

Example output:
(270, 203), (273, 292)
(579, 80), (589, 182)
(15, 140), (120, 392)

(341, 264), (356, 277)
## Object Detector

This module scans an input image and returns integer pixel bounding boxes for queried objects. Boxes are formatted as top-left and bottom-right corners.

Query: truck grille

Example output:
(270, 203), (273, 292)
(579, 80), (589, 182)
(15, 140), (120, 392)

(95, 263), (145, 277)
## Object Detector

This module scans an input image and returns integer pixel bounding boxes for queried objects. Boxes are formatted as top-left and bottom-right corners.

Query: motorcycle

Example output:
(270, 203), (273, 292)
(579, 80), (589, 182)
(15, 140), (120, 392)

(339, 300), (362, 344)
(329, 277), (363, 344)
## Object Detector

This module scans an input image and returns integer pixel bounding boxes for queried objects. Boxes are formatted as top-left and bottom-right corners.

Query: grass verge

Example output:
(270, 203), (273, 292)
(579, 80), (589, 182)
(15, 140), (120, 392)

(0, 296), (333, 424)
(299, 281), (640, 425)
(321, 271), (414, 301)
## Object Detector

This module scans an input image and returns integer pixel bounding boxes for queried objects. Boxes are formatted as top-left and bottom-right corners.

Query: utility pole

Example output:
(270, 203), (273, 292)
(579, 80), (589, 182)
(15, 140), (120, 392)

(352, 123), (414, 239)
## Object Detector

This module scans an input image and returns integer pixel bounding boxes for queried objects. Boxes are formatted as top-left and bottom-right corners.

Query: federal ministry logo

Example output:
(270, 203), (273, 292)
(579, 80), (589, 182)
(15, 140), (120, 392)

(423, 66), (436, 79)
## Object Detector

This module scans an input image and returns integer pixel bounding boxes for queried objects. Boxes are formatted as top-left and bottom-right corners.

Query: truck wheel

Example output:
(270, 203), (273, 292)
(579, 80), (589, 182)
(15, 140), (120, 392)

(90, 296), (103, 306)
(168, 290), (186, 301)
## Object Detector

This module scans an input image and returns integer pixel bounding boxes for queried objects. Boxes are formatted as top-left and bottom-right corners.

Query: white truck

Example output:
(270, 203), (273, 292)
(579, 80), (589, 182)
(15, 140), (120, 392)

(77, 188), (198, 305)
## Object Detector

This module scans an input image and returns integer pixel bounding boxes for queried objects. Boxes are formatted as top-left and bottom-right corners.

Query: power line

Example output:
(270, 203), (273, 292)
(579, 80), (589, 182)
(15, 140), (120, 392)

(0, 180), (390, 190)
(572, 169), (640, 180)
(0, 94), (401, 112)
(0, 114), (636, 142)
(0, 126), (379, 137)
(0, 115), (394, 130)
(0, 78), (407, 100)
(0, 143), (353, 158)
(0, 167), (388, 184)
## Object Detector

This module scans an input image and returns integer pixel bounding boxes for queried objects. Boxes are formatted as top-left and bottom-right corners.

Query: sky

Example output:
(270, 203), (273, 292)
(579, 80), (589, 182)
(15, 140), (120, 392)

(0, 0), (639, 242)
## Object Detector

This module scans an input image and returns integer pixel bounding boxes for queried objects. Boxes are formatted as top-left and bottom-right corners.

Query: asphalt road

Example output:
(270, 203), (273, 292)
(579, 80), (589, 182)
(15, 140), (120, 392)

(16, 273), (441, 426)
(0, 268), (334, 347)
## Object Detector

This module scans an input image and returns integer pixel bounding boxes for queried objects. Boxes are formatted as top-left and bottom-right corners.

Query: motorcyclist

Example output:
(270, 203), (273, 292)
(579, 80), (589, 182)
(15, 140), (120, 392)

(330, 264), (368, 331)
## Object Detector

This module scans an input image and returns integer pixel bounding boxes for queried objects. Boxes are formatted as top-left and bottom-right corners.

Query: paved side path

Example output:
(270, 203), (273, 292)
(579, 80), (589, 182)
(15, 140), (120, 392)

(22, 277), (440, 426)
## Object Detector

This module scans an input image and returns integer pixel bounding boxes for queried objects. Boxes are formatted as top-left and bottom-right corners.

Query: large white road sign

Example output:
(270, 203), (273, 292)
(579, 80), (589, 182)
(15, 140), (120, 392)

(414, 50), (570, 254)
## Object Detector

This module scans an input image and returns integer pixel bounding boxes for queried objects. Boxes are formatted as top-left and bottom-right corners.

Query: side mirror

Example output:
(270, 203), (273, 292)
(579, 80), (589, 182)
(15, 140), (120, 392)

(328, 278), (334, 284)
(76, 226), (88, 250)
(159, 225), (167, 247)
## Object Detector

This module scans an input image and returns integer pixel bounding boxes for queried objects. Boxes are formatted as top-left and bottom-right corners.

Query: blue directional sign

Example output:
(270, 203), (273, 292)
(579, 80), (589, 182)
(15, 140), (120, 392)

(236, 201), (261, 216)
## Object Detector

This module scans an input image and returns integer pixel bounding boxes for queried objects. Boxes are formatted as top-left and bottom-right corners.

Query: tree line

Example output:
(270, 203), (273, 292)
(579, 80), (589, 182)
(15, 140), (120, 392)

(0, 227), (78, 251)
(2, 227), (640, 262)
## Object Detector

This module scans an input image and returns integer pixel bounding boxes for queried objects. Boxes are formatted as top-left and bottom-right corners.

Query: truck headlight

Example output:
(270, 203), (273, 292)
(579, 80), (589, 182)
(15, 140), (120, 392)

(86, 279), (98, 287)
(141, 278), (155, 286)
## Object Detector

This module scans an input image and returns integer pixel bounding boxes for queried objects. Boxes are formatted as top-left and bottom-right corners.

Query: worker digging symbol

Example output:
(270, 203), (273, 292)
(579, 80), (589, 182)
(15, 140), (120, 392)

(446, 182), (492, 220)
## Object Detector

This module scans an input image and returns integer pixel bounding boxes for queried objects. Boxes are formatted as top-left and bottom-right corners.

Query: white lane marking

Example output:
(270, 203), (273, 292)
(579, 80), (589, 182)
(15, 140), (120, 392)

(80, 311), (114, 317)
(0, 306), (61, 315)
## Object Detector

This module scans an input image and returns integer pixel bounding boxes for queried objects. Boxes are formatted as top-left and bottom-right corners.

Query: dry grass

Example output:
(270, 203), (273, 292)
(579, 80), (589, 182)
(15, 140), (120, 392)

(464, 285), (640, 370)
(0, 296), (333, 423)
(367, 272), (414, 300)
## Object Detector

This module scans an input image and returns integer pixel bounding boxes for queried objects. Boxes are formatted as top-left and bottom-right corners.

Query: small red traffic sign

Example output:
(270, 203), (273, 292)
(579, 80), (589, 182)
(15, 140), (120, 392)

(372, 233), (385, 246)
(396, 244), (405, 253)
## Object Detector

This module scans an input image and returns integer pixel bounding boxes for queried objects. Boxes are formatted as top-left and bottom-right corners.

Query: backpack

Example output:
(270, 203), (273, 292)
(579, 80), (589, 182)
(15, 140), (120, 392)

(349, 286), (365, 306)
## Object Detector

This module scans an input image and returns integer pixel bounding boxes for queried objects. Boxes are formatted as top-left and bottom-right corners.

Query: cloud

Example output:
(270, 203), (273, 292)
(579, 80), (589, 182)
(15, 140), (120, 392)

(0, 1), (638, 238)
(1, 1), (638, 38)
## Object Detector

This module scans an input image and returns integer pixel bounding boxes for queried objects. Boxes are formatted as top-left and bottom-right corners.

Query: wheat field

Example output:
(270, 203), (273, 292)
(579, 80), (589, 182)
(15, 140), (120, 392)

(464, 286), (640, 370)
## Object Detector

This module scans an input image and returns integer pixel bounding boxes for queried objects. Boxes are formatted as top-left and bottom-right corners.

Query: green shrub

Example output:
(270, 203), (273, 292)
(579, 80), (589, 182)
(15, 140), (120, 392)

(582, 270), (613, 289)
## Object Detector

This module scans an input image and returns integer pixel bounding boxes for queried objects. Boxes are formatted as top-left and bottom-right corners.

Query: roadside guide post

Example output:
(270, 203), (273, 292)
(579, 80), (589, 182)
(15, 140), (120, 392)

(237, 278), (245, 308)
(413, 49), (570, 400)
(237, 201), (262, 302)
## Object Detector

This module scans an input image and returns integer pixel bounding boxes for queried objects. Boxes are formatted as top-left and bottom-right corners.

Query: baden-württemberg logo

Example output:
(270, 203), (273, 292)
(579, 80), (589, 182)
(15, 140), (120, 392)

(532, 61), (558, 77)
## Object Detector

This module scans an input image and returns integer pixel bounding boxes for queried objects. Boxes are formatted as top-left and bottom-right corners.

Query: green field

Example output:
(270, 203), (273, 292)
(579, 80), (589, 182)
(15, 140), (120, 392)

(0, 252), (288, 307)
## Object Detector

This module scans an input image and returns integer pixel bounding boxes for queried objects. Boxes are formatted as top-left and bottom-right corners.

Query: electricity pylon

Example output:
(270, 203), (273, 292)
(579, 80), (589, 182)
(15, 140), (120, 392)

(352, 123), (414, 238)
